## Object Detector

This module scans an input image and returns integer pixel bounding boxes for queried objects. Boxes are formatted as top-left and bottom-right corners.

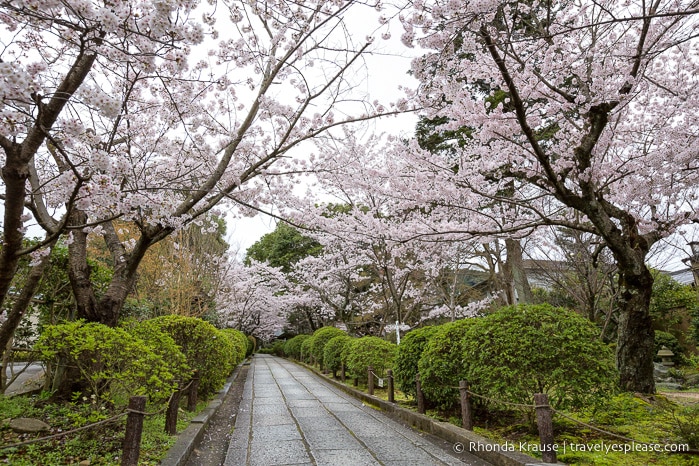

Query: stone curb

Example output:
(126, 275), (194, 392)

(296, 362), (562, 466)
(160, 361), (247, 466)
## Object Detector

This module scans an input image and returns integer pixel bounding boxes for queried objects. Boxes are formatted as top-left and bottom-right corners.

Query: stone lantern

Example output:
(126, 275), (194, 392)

(657, 346), (675, 367)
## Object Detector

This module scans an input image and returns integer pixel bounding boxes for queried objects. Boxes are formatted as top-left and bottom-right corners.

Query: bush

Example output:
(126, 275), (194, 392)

(464, 304), (617, 409)
(259, 339), (286, 356)
(221, 328), (249, 363)
(301, 335), (316, 364)
(311, 327), (347, 369)
(143, 315), (236, 398)
(323, 335), (353, 376)
(395, 326), (438, 399)
(283, 334), (310, 359)
(37, 321), (183, 406)
(418, 319), (476, 410)
(344, 336), (397, 382)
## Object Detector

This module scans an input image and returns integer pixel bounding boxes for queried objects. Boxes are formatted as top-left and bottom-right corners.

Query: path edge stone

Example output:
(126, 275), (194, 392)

(160, 360), (248, 466)
(296, 361), (561, 466)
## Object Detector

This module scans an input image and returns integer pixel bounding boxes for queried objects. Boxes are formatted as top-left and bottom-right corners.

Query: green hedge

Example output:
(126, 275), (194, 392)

(464, 304), (617, 409)
(37, 321), (187, 406)
(323, 335), (353, 376)
(301, 335), (316, 364)
(394, 325), (438, 399)
(283, 334), (310, 359)
(311, 327), (347, 369)
(221, 328), (249, 364)
(344, 336), (396, 382)
(142, 315), (236, 398)
(418, 319), (476, 410)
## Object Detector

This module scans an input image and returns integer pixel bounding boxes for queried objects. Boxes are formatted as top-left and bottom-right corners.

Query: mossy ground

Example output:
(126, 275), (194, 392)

(0, 393), (206, 465)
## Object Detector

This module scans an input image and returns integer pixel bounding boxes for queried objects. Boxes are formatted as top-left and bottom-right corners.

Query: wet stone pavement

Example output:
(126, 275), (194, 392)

(223, 354), (491, 466)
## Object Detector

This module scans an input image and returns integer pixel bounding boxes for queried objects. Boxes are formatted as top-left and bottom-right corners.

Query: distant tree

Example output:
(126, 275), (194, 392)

(245, 223), (322, 274)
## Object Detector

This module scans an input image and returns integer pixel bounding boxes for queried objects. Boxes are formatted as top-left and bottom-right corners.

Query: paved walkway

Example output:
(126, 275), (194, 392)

(224, 354), (491, 466)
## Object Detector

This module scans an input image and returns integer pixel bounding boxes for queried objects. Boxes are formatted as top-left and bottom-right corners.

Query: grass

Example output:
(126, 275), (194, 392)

(0, 392), (207, 465)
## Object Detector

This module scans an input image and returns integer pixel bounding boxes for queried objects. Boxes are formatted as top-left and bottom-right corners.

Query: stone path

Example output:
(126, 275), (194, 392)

(224, 354), (491, 466)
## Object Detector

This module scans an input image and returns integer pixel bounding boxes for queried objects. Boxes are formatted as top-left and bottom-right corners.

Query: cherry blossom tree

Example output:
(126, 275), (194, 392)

(0, 0), (394, 333)
(216, 259), (291, 341)
(401, 0), (699, 392)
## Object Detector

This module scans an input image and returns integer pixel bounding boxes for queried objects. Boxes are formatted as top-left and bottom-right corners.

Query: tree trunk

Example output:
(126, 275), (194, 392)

(615, 267), (655, 393)
(505, 238), (532, 304)
(0, 239), (56, 367)
(0, 155), (30, 310)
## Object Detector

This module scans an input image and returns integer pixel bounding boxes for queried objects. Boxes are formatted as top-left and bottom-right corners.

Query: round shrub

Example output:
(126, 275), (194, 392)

(395, 325), (438, 399)
(143, 315), (236, 398)
(311, 327), (347, 369)
(122, 319), (191, 383)
(323, 335), (353, 376)
(221, 328), (249, 364)
(344, 336), (397, 382)
(464, 304), (617, 409)
(418, 319), (476, 410)
(301, 335), (316, 364)
(37, 321), (183, 405)
(283, 334), (310, 359)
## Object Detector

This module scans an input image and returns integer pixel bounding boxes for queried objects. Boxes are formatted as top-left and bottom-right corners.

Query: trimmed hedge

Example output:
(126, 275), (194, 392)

(418, 319), (476, 410)
(142, 315), (236, 398)
(344, 336), (396, 382)
(221, 328), (249, 364)
(311, 327), (347, 369)
(301, 335), (316, 364)
(394, 325), (438, 399)
(37, 321), (187, 406)
(464, 304), (617, 409)
(323, 335), (353, 376)
(283, 334), (310, 359)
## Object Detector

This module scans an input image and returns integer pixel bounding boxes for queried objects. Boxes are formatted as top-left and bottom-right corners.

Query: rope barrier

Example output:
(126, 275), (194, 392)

(444, 383), (696, 453)
(0, 379), (194, 451)
(0, 412), (127, 451)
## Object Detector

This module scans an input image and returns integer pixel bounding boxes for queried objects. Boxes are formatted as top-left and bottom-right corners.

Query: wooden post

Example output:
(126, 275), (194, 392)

(387, 369), (394, 403)
(187, 371), (200, 412)
(354, 376), (358, 387)
(367, 366), (374, 395)
(416, 373), (425, 414)
(165, 389), (183, 435)
(341, 362), (346, 382)
(122, 396), (147, 466)
(459, 380), (473, 430)
(534, 393), (556, 464)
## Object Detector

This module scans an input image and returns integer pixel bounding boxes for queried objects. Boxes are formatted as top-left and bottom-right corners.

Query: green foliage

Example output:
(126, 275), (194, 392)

(343, 336), (397, 382)
(283, 334), (310, 359)
(143, 315), (236, 398)
(36, 321), (181, 405)
(669, 404), (699, 449)
(323, 335), (353, 375)
(0, 392), (204, 465)
(257, 339), (286, 356)
(464, 304), (617, 409)
(221, 328), (248, 363)
(311, 327), (347, 368)
(300, 335), (316, 363)
(418, 319), (476, 410)
(245, 222), (322, 273)
(395, 325), (439, 399)
(651, 271), (698, 336)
